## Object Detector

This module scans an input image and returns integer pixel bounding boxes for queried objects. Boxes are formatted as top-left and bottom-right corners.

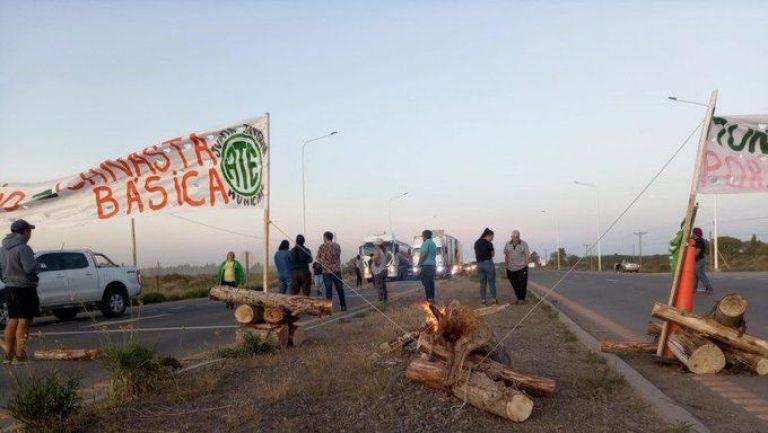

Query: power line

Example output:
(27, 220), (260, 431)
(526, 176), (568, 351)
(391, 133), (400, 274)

(168, 214), (263, 239)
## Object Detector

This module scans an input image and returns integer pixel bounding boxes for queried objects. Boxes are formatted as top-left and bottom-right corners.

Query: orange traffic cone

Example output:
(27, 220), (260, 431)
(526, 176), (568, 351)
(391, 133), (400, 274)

(664, 241), (697, 358)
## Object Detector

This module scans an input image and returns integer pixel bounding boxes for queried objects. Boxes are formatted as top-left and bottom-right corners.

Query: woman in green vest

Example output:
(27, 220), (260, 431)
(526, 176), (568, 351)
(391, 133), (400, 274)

(217, 251), (245, 309)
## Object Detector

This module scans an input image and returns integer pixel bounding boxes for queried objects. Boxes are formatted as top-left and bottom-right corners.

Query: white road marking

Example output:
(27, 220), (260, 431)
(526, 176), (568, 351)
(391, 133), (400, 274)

(82, 314), (169, 328)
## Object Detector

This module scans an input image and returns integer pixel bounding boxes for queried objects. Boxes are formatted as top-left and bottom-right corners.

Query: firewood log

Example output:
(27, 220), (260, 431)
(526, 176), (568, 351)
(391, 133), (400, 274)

(647, 321), (662, 337)
(264, 307), (291, 324)
(236, 324), (289, 349)
(406, 358), (534, 422)
(33, 349), (100, 361)
(651, 303), (768, 357)
(210, 286), (332, 316)
(234, 305), (264, 324)
(600, 340), (658, 354)
(474, 303), (512, 317)
(417, 334), (555, 396)
(723, 349), (768, 376)
(708, 294), (747, 329)
(667, 331), (725, 374)
(376, 327), (427, 357)
(289, 325), (305, 347)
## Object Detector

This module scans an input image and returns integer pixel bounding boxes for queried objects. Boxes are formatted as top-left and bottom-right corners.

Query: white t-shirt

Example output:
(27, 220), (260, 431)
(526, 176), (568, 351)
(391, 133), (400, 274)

(504, 240), (530, 272)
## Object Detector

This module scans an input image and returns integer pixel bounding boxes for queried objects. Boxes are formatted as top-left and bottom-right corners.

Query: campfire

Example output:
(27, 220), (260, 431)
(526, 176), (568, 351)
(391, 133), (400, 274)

(377, 300), (556, 423)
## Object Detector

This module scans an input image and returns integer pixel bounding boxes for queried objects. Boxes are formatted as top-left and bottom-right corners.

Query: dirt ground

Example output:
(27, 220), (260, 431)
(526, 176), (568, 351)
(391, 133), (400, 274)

(81, 277), (672, 433)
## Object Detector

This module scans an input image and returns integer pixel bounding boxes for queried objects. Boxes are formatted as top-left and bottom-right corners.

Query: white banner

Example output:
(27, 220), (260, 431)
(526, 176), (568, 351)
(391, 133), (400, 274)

(699, 114), (768, 194)
(0, 116), (269, 226)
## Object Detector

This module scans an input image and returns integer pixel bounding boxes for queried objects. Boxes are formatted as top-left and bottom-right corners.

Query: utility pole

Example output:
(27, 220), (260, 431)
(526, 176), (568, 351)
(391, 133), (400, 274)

(584, 244), (592, 271)
(244, 251), (250, 286)
(130, 218), (137, 267)
(633, 231), (648, 267)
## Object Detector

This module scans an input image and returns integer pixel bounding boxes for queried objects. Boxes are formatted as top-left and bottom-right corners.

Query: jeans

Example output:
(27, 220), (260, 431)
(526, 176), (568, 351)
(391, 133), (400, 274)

(314, 274), (325, 295)
(506, 267), (528, 301)
(695, 259), (713, 291)
(420, 264), (436, 302)
(374, 272), (388, 301)
(477, 260), (497, 300)
(355, 268), (363, 287)
(278, 277), (290, 294)
(323, 272), (347, 308)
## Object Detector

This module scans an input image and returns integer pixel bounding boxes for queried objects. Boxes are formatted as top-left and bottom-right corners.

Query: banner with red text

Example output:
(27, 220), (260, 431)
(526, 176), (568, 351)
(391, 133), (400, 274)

(0, 116), (269, 226)
(699, 114), (768, 194)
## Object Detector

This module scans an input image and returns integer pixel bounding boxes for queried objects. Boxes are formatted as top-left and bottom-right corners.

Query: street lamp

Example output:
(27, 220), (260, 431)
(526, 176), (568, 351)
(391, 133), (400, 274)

(540, 210), (561, 270)
(387, 192), (409, 234)
(668, 95), (720, 271)
(301, 131), (339, 234)
(574, 180), (602, 272)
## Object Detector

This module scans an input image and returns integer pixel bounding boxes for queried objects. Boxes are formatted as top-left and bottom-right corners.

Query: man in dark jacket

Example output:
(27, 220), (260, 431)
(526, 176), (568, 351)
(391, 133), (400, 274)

(0, 220), (41, 363)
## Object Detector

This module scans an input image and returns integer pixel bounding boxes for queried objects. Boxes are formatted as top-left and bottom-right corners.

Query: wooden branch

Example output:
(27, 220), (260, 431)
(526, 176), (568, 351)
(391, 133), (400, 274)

(33, 349), (100, 361)
(723, 349), (768, 376)
(376, 327), (427, 357)
(651, 303), (768, 357)
(647, 321), (662, 337)
(234, 305), (264, 324)
(210, 286), (332, 316)
(236, 324), (289, 349)
(600, 340), (657, 354)
(474, 303), (512, 317)
(406, 358), (533, 422)
(668, 332), (725, 374)
(418, 334), (555, 396)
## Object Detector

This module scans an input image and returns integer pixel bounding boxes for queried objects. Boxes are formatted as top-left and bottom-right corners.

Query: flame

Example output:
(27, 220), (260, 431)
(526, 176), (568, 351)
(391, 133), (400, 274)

(419, 301), (445, 333)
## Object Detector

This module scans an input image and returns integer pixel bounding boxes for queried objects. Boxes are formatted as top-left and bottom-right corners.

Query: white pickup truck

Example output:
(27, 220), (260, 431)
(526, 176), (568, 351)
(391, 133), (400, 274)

(0, 249), (142, 328)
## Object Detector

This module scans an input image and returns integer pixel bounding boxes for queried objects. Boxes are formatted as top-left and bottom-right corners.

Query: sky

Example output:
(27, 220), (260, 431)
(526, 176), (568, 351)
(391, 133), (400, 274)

(1, 1), (767, 267)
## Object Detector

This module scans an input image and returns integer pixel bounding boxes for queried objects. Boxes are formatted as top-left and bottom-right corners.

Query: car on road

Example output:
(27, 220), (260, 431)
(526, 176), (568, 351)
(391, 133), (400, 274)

(616, 260), (641, 273)
(0, 249), (142, 328)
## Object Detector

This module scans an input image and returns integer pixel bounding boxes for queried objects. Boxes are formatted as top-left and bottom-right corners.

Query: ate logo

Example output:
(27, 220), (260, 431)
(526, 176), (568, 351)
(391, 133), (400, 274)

(215, 125), (266, 202)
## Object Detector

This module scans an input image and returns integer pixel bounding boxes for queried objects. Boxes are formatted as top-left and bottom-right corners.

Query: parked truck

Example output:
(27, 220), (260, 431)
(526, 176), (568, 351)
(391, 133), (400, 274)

(359, 232), (412, 281)
(411, 230), (462, 278)
(0, 249), (142, 328)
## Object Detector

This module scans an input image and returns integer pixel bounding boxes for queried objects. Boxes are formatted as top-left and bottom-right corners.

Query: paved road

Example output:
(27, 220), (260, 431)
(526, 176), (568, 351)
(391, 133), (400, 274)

(0, 280), (421, 405)
(529, 270), (768, 427)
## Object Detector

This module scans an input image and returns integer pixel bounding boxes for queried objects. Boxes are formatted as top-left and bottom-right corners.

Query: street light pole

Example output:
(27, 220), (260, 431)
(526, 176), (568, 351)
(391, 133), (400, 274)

(301, 131), (339, 234)
(668, 95), (720, 271)
(574, 180), (602, 272)
(387, 192), (409, 234)
(541, 210), (561, 270)
(633, 231), (647, 267)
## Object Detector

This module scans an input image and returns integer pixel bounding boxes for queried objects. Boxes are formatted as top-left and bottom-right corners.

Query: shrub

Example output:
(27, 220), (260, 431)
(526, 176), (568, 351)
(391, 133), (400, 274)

(181, 287), (210, 300)
(6, 372), (81, 433)
(215, 333), (273, 359)
(158, 356), (182, 370)
(138, 292), (167, 304)
(102, 343), (164, 398)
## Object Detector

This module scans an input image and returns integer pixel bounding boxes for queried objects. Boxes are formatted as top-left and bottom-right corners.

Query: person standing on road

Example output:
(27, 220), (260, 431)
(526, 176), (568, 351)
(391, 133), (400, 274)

(217, 251), (245, 309)
(692, 227), (714, 294)
(504, 230), (530, 304)
(312, 262), (324, 296)
(417, 230), (437, 304)
(354, 254), (364, 288)
(317, 232), (347, 311)
(474, 228), (497, 305)
(371, 239), (389, 302)
(0, 220), (41, 363)
(274, 240), (293, 294)
(290, 235), (313, 296)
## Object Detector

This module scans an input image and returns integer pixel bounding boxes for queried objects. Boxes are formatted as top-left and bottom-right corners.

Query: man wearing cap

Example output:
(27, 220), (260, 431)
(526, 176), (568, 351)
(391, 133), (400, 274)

(0, 220), (41, 362)
(692, 227), (714, 294)
(504, 230), (530, 304)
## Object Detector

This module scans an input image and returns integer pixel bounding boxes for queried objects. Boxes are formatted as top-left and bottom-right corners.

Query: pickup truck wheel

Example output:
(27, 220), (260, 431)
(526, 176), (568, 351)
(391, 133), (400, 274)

(100, 286), (128, 318)
(53, 308), (79, 322)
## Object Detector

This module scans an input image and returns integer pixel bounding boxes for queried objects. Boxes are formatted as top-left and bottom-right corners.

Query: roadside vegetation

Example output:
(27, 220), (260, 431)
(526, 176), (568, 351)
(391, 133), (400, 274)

(101, 342), (181, 399)
(4, 371), (82, 433)
(214, 332), (273, 359)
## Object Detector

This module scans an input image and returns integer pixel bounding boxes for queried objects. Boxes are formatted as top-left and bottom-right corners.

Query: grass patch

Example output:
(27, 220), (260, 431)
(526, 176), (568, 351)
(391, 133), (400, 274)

(215, 333), (273, 359)
(583, 366), (627, 399)
(666, 421), (695, 433)
(5, 371), (81, 433)
(102, 343), (173, 398)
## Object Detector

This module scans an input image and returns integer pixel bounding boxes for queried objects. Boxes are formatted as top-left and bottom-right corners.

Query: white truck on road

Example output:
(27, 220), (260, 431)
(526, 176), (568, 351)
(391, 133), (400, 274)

(412, 230), (462, 278)
(0, 249), (142, 328)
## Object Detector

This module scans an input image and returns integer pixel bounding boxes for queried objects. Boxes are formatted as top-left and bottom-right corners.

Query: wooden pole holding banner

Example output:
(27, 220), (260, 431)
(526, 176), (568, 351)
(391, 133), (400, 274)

(244, 251), (250, 286)
(262, 112), (271, 293)
(657, 89), (719, 356)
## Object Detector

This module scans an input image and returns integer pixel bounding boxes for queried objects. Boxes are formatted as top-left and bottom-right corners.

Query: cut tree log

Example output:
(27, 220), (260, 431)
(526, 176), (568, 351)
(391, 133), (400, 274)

(289, 325), (305, 347)
(600, 340), (658, 354)
(406, 358), (534, 422)
(417, 334), (555, 396)
(474, 303), (512, 317)
(723, 349), (768, 376)
(667, 331), (726, 374)
(377, 327), (427, 357)
(33, 349), (100, 361)
(264, 307), (292, 324)
(236, 323), (290, 349)
(709, 294), (747, 329)
(652, 303), (768, 357)
(429, 301), (493, 385)
(210, 286), (332, 316)
(234, 304), (264, 324)
(647, 321), (662, 337)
